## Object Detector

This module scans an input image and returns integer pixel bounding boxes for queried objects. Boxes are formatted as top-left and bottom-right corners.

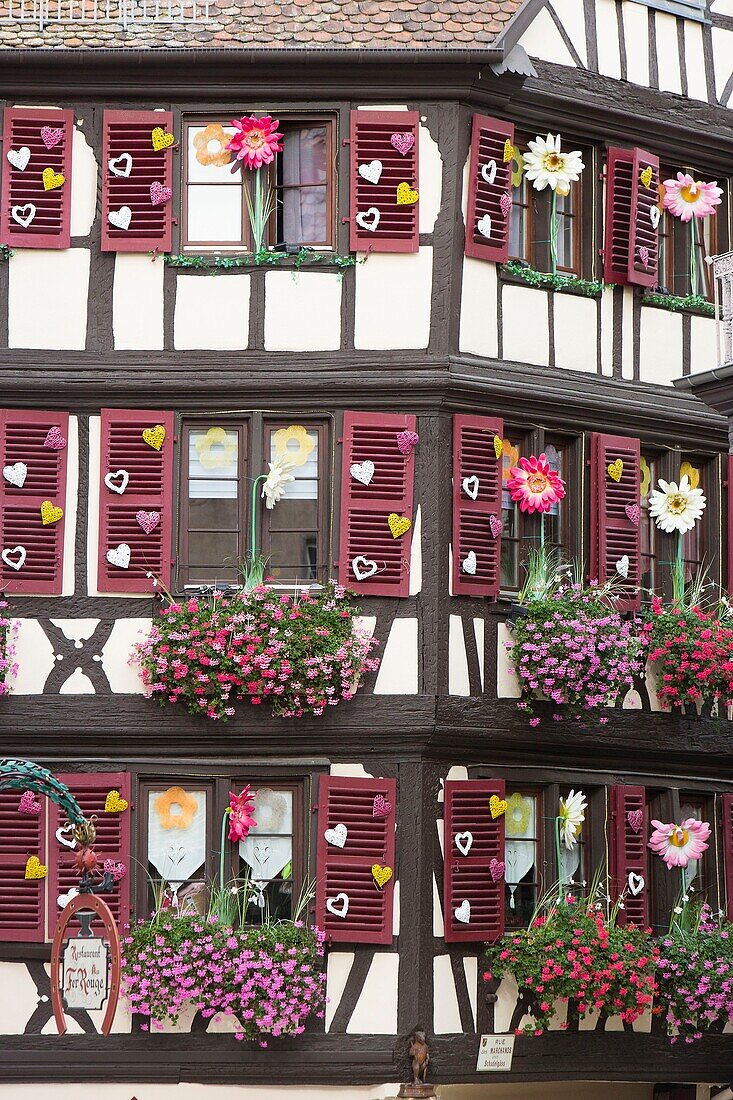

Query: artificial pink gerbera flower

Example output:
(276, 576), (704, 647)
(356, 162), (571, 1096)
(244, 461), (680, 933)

(648, 818), (711, 869)
(507, 454), (566, 514)
(226, 115), (283, 171)
(662, 172), (722, 222)
(228, 786), (257, 842)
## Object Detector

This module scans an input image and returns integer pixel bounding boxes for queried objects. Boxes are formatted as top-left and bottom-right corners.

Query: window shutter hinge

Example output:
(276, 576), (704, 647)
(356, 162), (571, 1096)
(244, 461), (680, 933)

(337, 436), (343, 445)
(341, 216), (351, 224)
(342, 137), (351, 147)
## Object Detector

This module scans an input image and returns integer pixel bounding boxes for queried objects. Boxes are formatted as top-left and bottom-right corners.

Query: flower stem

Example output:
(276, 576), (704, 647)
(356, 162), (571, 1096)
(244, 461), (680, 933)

(556, 815), (564, 904)
(550, 189), (558, 277)
(689, 217), (697, 296)
(219, 808), (229, 893)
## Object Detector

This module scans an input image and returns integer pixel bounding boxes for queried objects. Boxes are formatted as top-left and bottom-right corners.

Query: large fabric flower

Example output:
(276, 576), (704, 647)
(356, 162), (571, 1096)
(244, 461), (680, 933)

(662, 172), (722, 222)
(507, 453), (567, 514)
(558, 789), (586, 850)
(226, 115), (283, 171)
(522, 133), (584, 193)
(648, 475), (706, 534)
(648, 818), (710, 869)
(261, 454), (296, 510)
(228, 786), (257, 842)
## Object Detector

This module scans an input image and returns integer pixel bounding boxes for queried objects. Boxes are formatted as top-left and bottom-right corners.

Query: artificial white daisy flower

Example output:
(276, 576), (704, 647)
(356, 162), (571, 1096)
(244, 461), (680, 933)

(261, 454), (296, 509)
(558, 789), (587, 850)
(648, 475), (706, 534)
(522, 133), (585, 193)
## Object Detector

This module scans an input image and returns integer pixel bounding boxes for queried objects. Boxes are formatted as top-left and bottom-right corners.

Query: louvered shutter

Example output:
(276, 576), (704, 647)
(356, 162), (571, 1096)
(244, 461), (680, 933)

(337, 411), (416, 597)
(48, 773), (131, 935)
(721, 793), (733, 921)
(1, 108), (73, 250)
(349, 110), (419, 254)
(102, 110), (174, 254)
(603, 147), (659, 288)
(0, 409), (69, 595)
(98, 408), (174, 594)
(0, 788), (47, 942)
(315, 775), (396, 945)
(609, 784), (648, 928)
(590, 432), (640, 612)
(452, 413), (502, 597)
(465, 114), (514, 264)
(444, 779), (505, 944)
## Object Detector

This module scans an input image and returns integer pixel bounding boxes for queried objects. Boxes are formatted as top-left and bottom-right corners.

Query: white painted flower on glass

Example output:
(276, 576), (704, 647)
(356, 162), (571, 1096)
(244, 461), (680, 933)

(523, 133), (584, 193)
(261, 454), (296, 510)
(648, 475), (706, 534)
(558, 789), (587, 850)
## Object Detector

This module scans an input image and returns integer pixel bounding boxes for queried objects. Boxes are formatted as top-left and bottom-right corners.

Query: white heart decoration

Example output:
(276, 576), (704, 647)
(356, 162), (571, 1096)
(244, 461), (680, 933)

(324, 823), (348, 849)
(7, 147), (30, 172)
(326, 892), (349, 918)
(358, 160), (383, 185)
(108, 152), (133, 178)
(454, 899), (471, 924)
(615, 554), (630, 579)
(355, 207), (380, 233)
(107, 543), (131, 570)
(1, 545), (26, 571)
(477, 214), (492, 239)
(3, 462), (27, 488)
(350, 460), (375, 486)
(462, 550), (477, 575)
(650, 205), (660, 229)
(455, 831), (473, 856)
(628, 872), (645, 897)
(462, 475), (479, 500)
(57, 887), (79, 909)
(55, 825), (77, 850)
(108, 206), (132, 231)
(11, 204), (36, 229)
(104, 469), (130, 495)
(481, 160), (497, 185)
(352, 555), (378, 581)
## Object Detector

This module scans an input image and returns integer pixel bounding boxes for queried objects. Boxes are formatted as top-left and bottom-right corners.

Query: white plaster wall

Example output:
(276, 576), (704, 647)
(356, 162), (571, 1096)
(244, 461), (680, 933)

(329, 762), (374, 778)
(0, 962), (54, 1034)
(639, 307), (683, 386)
(595, 0), (622, 78)
(102, 618), (151, 693)
(553, 294), (597, 373)
(496, 621), (521, 699)
(622, 1), (650, 87)
(433, 873), (444, 936)
(621, 287), (635, 380)
(549, 0), (587, 65)
(325, 951), (354, 1031)
(473, 617), (484, 691)
(518, 6), (578, 66)
(346, 953), (399, 1034)
(502, 285), (549, 367)
(354, 249), (432, 350)
(113, 255), (164, 351)
(62, 414), (79, 597)
(713, 26), (733, 103)
(418, 119), (443, 234)
(433, 954), (462, 1033)
(448, 614), (470, 696)
(373, 618), (418, 694)
(684, 21), (709, 103)
(8, 249), (89, 350)
(464, 955), (478, 1028)
(174, 273), (250, 350)
(690, 313), (717, 375)
(600, 285), (614, 377)
(8, 619), (54, 694)
(409, 505), (423, 595)
(0, 1087), (398, 1100)
(459, 258), (499, 359)
(70, 124), (98, 238)
(655, 12), (682, 94)
(264, 271), (342, 352)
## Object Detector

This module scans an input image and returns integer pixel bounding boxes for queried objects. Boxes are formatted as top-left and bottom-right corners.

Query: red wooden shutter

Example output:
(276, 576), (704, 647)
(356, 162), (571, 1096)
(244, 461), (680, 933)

(590, 432), (640, 612)
(102, 110), (174, 254)
(349, 110), (419, 254)
(444, 779), (505, 944)
(603, 147), (659, 288)
(315, 775), (396, 945)
(0, 788), (48, 943)
(48, 773), (131, 935)
(452, 413), (503, 598)
(721, 793), (733, 920)
(465, 114), (514, 264)
(98, 408), (174, 594)
(0, 409), (69, 596)
(337, 411), (416, 597)
(609, 784), (648, 928)
(1, 108), (73, 250)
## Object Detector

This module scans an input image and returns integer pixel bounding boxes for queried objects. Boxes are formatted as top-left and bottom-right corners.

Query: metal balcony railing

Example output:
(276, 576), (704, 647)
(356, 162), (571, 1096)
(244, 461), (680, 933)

(710, 251), (733, 369)
(0, 0), (210, 27)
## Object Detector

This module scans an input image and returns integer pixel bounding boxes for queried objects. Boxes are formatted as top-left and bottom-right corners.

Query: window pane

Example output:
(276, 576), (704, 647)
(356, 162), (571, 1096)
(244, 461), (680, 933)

(265, 427), (321, 583)
(187, 185), (242, 243)
(189, 428), (239, 481)
(509, 178), (527, 259)
(147, 787), (208, 913)
(282, 186), (327, 246)
(500, 436), (520, 588)
(640, 454), (656, 594)
(555, 189), (574, 270)
(282, 126), (327, 186)
(187, 531), (239, 569)
(188, 124), (237, 183)
(239, 788), (294, 923)
(188, 496), (239, 530)
(505, 792), (539, 928)
(544, 443), (564, 549)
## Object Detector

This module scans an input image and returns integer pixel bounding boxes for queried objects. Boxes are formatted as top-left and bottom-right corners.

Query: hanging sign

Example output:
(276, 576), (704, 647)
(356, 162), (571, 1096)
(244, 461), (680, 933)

(477, 1034), (515, 1072)
(50, 892), (121, 1035)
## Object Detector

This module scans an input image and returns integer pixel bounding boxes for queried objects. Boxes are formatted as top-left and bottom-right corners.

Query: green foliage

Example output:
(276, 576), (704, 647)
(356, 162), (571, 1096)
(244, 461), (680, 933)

(162, 247), (361, 277)
(642, 291), (715, 317)
(503, 261), (605, 298)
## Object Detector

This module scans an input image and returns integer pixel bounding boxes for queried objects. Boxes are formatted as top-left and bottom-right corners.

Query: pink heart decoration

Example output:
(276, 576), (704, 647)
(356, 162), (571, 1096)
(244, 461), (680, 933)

(373, 794), (392, 818)
(627, 809), (643, 834)
(390, 132), (415, 157)
(500, 191), (512, 218)
(18, 790), (41, 815)
(489, 515), (503, 538)
(150, 181), (172, 207)
(44, 426), (66, 450)
(103, 858), (127, 881)
(40, 125), (63, 150)
(638, 245), (649, 267)
(625, 503), (641, 527)
(489, 857), (506, 883)
(396, 430), (419, 456)
(136, 509), (161, 534)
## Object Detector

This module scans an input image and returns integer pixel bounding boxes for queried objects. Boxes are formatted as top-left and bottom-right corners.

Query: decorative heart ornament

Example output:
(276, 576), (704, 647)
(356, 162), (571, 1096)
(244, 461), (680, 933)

(11, 204), (36, 228)
(462, 550), (477, 576)
(627, 809), (643, 833)
(462, 475), (479, 500)
(352, 556), (378, 582)
(489, 795), (508, 819)
(625, 503), (640, 527)
(500, 191), (513, 218)
(650, 205), (660, 229)
(42, 168), (65, 191)
(7, 147), (30, 172)
(373, 794), (392, 818)
(108, 152), (133, 177)
(44, 426), (66, 450)
(55, 825), (76, 849)
(57, 888), (80, 909)
(489, 857), (506, 883)
(40, 125), (63, 150)
(142, 424), (166, 451)
(136, 509), (160, 534)
(489, 515), (503, 539)
(18, 790), (41, 815)
(107, 543), (131, 570)
(151, 126), (175, 151)
(454, 899), (471, 924)
(103, 858), (127, 881)
(350, 460), (375, 486)
(25, 856), (47, 880)
(104, 789), (129, 813)
(477, 214), (492, 239)
(104, 469), (129, 495)
(628, 872), (645, 897)
(455, 831), (473, 856)
(481, 160), (497, 185)
(390, 132), (414, 156)
(615, 554), (630, 579)
(493, 435), (503, 459)
(396, 182), (419, 206)
(388, 513), (411, 539)
(109, 206), (132, 231)
(358, 160), (383, 185)
(40, 501), (63, 526)
(355, 207), (380, 233)
(326, 892), (349, 918)
(3, 462), (27, 488)
(607, 458), (623, 482)
(150, 181), (172, 206)
(372, 864), (393, 888)
(324, 823), (348, 848)
(640, 165), (653, 189)
(2, 546), (26, 571)
(396, 430), (419, 455)
(503, 139), (513, 162)
(638, 245), (649, 267)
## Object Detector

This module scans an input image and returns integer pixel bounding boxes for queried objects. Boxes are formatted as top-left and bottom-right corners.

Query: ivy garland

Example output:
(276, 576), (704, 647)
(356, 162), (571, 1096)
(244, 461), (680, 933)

(641, 291), (715, 317)
(503, 261), (605, 298)
(162, 247), (362, 277)
(0, 246), (12, 263)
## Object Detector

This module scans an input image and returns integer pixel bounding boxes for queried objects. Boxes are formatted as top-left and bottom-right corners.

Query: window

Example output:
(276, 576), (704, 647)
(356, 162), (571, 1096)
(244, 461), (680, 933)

(559, 786), (588, 892)
(657, 170), (727, 301)
(500, 432), (570, 591)
(183, 116), (335, 253)
(143, 783), (210, 917)
(640, 452), (659, 597)
(234, 784), (303, 924)
(504, 790), (542, 928)
(679, 794), (711, 901)
(678, 456), (707, 585)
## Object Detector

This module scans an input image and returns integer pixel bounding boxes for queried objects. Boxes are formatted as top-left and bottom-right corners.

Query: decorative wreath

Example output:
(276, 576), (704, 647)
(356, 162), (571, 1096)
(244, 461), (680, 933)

(504, 792), (533, 838)
(193, 124), (232, 168)
(195, 426), (238, 472)
(639, 456), (651, 499)
(272, 425), (315, 469)
(679, 460), (700, 489)
(153, 786), (199, 831)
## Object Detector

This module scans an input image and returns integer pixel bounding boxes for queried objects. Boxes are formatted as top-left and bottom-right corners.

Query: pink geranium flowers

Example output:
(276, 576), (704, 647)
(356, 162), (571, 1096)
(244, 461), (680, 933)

(226, 115), (283, 170)
(648, 818), (711, 869)
(228, 786), (257, 842)
(507, 453), (566, 514)
(662, 172), (722, 222)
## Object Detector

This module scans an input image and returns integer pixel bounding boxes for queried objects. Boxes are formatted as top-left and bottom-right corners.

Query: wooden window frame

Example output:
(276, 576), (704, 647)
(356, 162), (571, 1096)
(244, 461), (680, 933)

(658, 165), (729, 301)
(231, 778), (306, 921)
(504, 785), (544, 931)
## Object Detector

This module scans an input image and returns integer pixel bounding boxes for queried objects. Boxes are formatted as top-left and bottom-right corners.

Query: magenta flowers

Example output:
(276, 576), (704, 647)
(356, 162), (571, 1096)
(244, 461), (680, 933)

(226, 115), (283, 171)
(507, 454), (566, 514)
(228, 786), (257, 842)
(648, 818), (711, 869)
(662, 172), (722, 222)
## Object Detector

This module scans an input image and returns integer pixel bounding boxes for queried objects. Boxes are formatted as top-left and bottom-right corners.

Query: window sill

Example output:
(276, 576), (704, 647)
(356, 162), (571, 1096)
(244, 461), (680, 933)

(500, 262), (605, 300)
(640, 291), (715, 318)
(626, 0), (709, 24)
(164, 248), (359, 275)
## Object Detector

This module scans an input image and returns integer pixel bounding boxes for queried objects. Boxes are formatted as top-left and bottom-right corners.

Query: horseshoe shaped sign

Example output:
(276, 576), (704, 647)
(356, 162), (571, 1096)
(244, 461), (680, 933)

(50, 892), (121, 1036)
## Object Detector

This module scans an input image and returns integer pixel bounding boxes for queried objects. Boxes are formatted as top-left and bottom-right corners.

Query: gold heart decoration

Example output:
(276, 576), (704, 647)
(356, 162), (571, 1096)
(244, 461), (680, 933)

(151, 126), (175, 152)
(503, 139), (514, 163)
(40, 500), (63, 526)
(489, 795), (508, 819)
(142, 424), (166, 451)
(387, 513), (411, 539)
(371, 864), (393, 888)
(42, 168), (65, 191)
(493, 435), (503, 460)
(607, 458), (623, 483)
(104, 789), (129, 813)
(25, 856), (47, 880)
(640, 165), (653, 189)
(396, 182), (419, 206)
